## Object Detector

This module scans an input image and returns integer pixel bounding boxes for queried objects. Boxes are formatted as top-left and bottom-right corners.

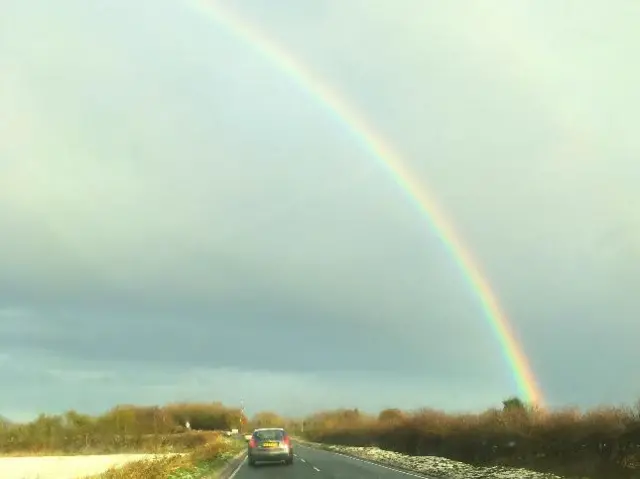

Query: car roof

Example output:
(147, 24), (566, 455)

(254, 427), (285, 431)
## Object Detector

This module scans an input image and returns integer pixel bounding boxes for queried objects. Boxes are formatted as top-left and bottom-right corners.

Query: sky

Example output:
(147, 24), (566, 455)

(1, 0), (639, 421)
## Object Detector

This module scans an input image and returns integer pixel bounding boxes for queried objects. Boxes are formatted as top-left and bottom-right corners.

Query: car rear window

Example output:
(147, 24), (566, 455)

(253, 429), (285, 440)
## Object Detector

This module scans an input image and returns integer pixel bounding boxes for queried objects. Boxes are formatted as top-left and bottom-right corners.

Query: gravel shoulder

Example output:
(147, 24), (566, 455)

(0, 453), (180, 479)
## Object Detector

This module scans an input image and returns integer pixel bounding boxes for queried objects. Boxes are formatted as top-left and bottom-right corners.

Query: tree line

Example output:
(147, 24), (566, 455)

(4, 397), (640, 477)
(0, 402), (246, 453)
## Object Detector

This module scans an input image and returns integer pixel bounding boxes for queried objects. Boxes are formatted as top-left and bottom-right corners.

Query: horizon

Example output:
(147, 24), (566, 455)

(4, 395), (638, 425)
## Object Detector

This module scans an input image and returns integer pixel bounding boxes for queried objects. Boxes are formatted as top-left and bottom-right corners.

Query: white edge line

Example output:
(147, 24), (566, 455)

(227, 455), (247, 479)
(299, 445), (432, 478)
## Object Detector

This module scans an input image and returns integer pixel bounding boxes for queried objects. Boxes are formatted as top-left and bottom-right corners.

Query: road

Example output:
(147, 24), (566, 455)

(229, 443), (429, 478)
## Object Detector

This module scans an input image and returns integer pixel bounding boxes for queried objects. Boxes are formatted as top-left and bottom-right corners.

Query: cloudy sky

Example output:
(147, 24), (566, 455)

(1, 0), (639, 421)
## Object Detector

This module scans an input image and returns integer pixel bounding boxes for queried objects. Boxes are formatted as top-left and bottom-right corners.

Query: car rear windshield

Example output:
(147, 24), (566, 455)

(253, 429), (285, 441)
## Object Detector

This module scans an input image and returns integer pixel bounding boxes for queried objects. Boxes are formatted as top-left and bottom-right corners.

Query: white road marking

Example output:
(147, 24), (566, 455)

(313, 466), (321, 471)
(227, 456), (247, 479)
(300, 458), (307, 462)
(298, 445), (431, 478)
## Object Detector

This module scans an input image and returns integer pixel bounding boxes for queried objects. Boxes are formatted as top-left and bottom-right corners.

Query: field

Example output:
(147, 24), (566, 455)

(0, 453), (176, 479)
(0, 403), (245, 478)
(0, 438), (242, 479)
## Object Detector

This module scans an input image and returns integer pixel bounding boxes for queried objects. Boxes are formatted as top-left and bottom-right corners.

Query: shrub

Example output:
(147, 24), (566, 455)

(300, 399), (640, 479)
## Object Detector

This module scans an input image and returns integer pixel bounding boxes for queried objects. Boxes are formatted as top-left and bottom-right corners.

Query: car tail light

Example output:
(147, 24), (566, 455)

(282, 435), (291, 446)
(249, 437), (256, 448)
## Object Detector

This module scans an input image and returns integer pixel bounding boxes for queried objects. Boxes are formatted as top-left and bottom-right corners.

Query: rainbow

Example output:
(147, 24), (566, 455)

(190, 0), (544, 407)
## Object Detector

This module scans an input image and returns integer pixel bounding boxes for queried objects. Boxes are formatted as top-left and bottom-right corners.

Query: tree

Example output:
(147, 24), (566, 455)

(378, 408), (405, 424)
(251, 411), (284, 428)
(502, 396), (526, 411)
(0, 416), (12, 431)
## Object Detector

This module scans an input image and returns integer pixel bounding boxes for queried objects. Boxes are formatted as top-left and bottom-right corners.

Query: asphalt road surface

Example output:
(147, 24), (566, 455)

(229, 443), (429, 478)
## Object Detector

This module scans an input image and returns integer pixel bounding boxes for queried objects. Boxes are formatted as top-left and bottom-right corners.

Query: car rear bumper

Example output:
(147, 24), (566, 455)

(248, 447), (293, 462)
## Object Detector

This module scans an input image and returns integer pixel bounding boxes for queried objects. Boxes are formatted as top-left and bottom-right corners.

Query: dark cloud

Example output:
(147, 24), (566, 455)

(1, 0), (639, 417)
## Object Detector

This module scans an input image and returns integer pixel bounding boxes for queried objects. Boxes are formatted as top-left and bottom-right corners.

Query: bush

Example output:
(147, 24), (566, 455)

(301, 400), (640, 479)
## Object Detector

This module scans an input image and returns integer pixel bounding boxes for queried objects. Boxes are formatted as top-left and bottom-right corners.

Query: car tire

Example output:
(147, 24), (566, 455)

(248, 458), (257, 467)
(285, 457), (294, 465)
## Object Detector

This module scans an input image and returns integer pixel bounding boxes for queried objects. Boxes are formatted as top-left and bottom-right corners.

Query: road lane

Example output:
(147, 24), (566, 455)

(230, 443), (431, 478)
(295, 444), (431, 478)
(229, 456), (312, 478)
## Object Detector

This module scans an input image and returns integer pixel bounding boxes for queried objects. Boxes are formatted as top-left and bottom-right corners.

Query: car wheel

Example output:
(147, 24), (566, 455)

(248, 458), (257, 467)
(285, 457), (294, 465)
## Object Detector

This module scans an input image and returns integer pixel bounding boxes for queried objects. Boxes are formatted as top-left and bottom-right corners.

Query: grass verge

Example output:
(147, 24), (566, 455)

(0, 431), (223, 457)
(85, 437), (244, 479)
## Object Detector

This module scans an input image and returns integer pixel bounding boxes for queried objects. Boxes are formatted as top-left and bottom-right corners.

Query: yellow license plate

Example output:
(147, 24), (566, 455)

(262, 442), (278, 448)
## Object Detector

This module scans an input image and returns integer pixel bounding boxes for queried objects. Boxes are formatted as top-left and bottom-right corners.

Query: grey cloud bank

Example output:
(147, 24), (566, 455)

(0, 0), (639, 419)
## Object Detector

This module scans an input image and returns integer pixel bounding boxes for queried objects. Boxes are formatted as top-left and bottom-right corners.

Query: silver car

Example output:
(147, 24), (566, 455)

(247, 427), (294, 466)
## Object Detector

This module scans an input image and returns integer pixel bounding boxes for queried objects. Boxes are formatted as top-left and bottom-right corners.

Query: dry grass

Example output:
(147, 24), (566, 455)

(86, 437), (243, 479)
(0, 432), (221, 458)
(88, 454), (191, 479)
